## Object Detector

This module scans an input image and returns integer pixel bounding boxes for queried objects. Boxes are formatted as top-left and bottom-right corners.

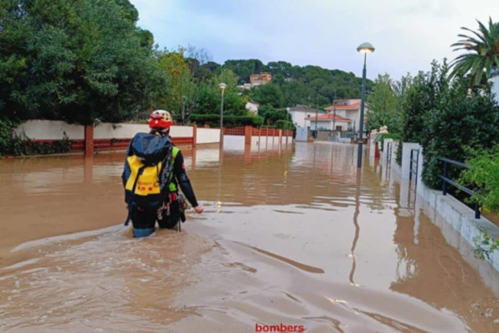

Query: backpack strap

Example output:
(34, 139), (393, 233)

(123, 205), (133, 226)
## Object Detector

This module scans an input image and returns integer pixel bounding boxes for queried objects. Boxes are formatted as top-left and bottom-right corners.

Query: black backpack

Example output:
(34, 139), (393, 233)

(121, 133), (173, 225)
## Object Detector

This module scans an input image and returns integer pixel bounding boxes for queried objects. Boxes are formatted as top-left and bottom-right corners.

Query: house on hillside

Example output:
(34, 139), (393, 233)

(324, 99), (367, 133)
(250, 72), (272, 86)
(238, 72), (273, 90)
(306, 114), (352, 131)
(245, 100), (260, 115)
(288, 105), (326, 128)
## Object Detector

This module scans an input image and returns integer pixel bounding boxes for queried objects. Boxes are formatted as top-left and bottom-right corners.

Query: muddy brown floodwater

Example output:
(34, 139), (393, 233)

(1, 142), (499, 333)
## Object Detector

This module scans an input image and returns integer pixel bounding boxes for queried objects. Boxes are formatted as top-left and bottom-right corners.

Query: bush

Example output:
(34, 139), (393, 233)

(0, 118), (19, 155)
(460, 145), (499, 214)
(399, 61), (499, 188)
(421, 77), (499, 188)
(460, 145), (499, 259)
(0, 119), (72, 156)
(274, 120), (295, 130)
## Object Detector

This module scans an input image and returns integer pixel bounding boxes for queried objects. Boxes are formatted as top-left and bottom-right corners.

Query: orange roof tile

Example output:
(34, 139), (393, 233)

(309, 114), (352, 122)
(325, 102), (361, 111)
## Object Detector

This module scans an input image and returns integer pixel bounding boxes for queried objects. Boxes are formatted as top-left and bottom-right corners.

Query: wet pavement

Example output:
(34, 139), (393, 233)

(1, 142), (499, 332)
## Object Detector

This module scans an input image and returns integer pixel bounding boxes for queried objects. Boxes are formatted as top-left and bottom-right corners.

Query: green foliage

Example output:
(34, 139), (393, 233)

(223, 59), (265, 83)
(201, 59), (370, 108)
(192, 69), (247, 117)
(460, 145), (499, 214)
(156, 51), (194, 118)
(0, 119), (72, 156)
(398, 60), (499, 186)
(189, 114), (263, 128)
(0, 0), (164, 125)
(419, 66), (499, 188)
(395, 144), (402, 165)
(258, 104), (290, 126)
(450, 18), (499, 86)
(401, 61), (447, 144)
(0, 118), (20, 155)
(274, 120), (295, 131)
(252, 84), (285, 108)
(367, 74), (402, 133)
(473, 232), (499, 260)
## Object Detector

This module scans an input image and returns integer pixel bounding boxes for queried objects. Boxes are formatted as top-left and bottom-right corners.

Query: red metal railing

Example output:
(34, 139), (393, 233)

(224, 127), (293, 137)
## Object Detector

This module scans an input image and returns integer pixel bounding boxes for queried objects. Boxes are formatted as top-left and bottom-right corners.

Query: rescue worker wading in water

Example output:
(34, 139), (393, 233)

(122, 110), (203, 237)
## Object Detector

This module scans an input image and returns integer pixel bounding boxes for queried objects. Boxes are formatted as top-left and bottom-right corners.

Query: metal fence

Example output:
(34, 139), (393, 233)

(438, 157), (480, 219)
(409, 149), (420, 183)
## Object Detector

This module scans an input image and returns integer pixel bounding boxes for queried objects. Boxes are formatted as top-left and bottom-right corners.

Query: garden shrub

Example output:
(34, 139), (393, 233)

(0, 119), (72, 156)
(399, 61), (499, 188)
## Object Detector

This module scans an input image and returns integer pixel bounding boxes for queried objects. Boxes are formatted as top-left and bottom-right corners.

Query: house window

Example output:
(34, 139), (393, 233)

(336, 125), (343, 131)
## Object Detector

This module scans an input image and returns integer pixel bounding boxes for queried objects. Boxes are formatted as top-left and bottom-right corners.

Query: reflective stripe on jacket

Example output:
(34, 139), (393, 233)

(169, 146), (180, 192)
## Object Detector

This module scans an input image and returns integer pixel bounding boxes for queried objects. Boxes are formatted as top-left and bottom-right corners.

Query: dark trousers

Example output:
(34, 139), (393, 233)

(131, 200), (180, 230)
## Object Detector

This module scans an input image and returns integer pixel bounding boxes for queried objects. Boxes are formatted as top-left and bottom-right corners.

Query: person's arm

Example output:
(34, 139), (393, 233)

(173, 150), (202, 212)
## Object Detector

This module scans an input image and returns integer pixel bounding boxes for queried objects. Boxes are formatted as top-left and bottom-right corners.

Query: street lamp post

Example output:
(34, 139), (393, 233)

(356, 42), (375, 169)
(286, 107), (291, 146)
(218, 82), (227, 148)
(332, 90), (337, 140)
(314, 94), (319, 138)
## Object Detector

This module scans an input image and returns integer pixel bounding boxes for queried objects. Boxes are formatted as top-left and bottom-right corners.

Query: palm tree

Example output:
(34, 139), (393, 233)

(450, 18), (499, 86)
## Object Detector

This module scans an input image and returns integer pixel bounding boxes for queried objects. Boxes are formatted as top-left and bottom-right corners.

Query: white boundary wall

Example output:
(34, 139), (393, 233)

(14, 120), (201, 141)
(393, 141), (499, 273)
(15, 120), (84, 140)
(197, 128), (220, 144)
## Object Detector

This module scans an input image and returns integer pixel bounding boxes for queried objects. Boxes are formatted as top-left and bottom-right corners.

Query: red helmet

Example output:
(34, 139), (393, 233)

(148, 110), (173, 131)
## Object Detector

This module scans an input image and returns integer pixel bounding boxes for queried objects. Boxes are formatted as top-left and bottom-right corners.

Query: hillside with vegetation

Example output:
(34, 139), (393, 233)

(0, 0), (370, 131)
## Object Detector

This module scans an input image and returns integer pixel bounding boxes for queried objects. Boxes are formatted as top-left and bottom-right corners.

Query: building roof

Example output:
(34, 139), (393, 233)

(325, 102), (361, 111)
(308, 114), (352, 122)
(247, 99), (260, 106)
(289, 104), (325, 113)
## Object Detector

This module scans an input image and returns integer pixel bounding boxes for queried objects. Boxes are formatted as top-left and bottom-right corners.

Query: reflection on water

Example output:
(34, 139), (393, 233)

(1, 143), (499, 332)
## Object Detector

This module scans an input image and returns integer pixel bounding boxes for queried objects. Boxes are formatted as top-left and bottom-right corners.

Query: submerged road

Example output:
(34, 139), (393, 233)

(0, 142), (498, 332)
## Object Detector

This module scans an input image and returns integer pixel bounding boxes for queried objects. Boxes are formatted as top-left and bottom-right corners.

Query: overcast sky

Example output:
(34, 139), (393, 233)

(131, 0), (498, 80)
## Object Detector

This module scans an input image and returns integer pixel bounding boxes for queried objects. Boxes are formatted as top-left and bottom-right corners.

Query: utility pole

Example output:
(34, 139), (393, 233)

(314, 93), (319, 138)
(332, 90), (337, 138)
(356, 42), (375, 168)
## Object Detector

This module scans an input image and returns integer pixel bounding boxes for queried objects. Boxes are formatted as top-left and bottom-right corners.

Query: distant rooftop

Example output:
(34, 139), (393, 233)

(308, 114), (352, 122)
(325, 99), (362, 111)
(289, 104), (325, 113)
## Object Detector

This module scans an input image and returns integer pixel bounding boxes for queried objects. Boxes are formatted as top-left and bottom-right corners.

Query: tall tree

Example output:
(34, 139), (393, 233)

(157, 50), (194, 116)
(0, 0), (165, 124)
(450, 18), (499, 86)
(251, 84), (285, 108)
(366, 74), (401, 133)
(193, 69), (246, 116)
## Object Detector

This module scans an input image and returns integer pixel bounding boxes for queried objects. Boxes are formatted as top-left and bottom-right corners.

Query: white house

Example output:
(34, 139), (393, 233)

(245, 100), (260, 115)
(289, 105), (326, 129)
(306, 114), (352, 131)
(324, 99), (367, 133)
(490, 69), (499, 104)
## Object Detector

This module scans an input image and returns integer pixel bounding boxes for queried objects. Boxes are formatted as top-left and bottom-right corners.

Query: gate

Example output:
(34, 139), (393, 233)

(409, 148), (420, 183)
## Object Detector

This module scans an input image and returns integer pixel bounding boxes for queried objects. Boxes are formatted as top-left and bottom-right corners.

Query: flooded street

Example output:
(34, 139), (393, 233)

(1, 143), (499, 332)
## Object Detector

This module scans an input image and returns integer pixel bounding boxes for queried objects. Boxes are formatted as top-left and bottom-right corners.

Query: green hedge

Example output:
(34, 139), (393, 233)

(0, 119), (72, 156)
(274, 120), (296, 131)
